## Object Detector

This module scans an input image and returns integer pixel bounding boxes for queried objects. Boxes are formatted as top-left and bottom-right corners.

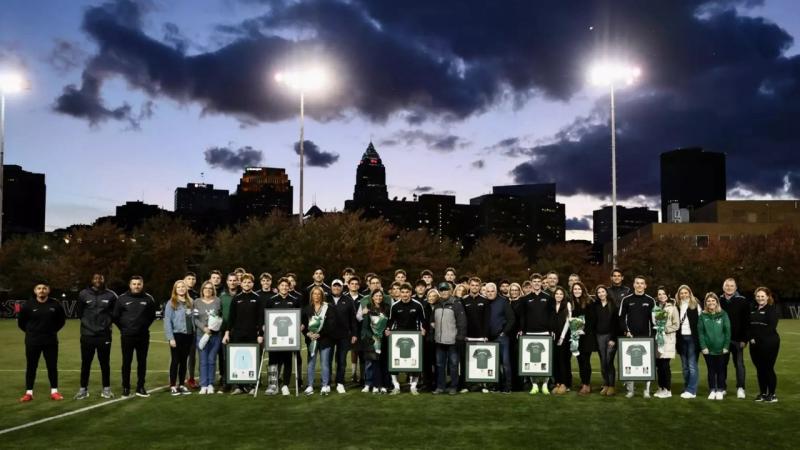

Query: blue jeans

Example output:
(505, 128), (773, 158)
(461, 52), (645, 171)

(436, 343), (460, 390)
(197, 333), (221, 388)
(494, 335), (512, 390)
(307, 346), (331, 388)
(679, 335), (699, 394)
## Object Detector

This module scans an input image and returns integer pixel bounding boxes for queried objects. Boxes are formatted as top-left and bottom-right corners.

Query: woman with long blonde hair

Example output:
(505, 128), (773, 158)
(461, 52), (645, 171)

(675, 285), (700, 399)
(698, 292), (731, 400)
(164, 280), (194, 396)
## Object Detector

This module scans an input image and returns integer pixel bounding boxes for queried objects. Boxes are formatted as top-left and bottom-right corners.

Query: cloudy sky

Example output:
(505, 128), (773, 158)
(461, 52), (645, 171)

(1, 0), (799, 241)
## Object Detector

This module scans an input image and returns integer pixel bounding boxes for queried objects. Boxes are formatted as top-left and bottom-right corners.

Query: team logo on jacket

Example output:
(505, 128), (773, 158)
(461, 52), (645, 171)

(139, 302), (146, 305)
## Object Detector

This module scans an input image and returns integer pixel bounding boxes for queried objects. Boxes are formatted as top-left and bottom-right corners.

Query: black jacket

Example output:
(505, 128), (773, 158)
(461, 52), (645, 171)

(304, 283), (332, 305)
(487, 296), (515, 340)
(676, 303), (700, 353)
(113, 291), (157, 337)
(720, 291), (751, 343)
(461, 294), (490, 339)
(572, 297), (597, 353)
(618, 293), (655, 338)
(18, 298), (66, 345)
(326, 295), (359, 340)
(266, 293), (301, 310)
(302, 303), (339, 350)
(608, 285), (631, 306)
(519, 291), (554, 333)
(228, 291), (266, 342)
(77, 287), (118, 338)
(594, 299), (619, 337)
(748, 304), (779, 343)
(388, 299), (429, 332)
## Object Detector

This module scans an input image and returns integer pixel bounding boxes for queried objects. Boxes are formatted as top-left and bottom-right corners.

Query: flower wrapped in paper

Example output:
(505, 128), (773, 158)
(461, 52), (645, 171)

(568, 315), (585, 356)
(653, 305), (669, 348)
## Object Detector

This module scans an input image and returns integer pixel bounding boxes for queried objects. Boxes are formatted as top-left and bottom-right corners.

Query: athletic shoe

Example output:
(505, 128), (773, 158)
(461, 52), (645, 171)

(19, 393), (33, 403)
(715, 391), (724, 400)
(662, 390), (672, 398)
(600, 386), (608, 396)
(207, 385), (215, 395)
(481, 388), (489, 394)
(372, 387), (380, 394)
(101, 387), (114, 399)
(766, 394), (778, 403)
(122, 388), (131, 398)
(179, 386), (191, 395)
(754, 393), (765, 402)
(447, 388), (458, 395)
(653, 389), (664, 398)
(541, 384), (550, 395)
(50, 392), (64, 401)
(199, 387), (208, 395)
(410, 387), (419, 396)
(186, 378), (198, 390)
(529, 384), (539, 395)
(379, 388), (388, 394)
(625, 391), (635, 399)
(737, 388), (746, 399)
(304, 386), (314, 396)
(643, 390), (651, 399)
(604, 387), (614, 396)
(281, 385), (290, 396)
(336, 383), (346, 394)
(264, 386), (277, 395)
(432, 389), (444, 395)
(680, 391), (696, 399)
(361, 385), (371, 393)
(707, 391), (716, 400)
(135, 388), (150, 398)
(170, 387), (180, 396)
(459, 388), (469, 394)
(231, 387), (244, 395)
(390, 388), (401, 395)
(74, 388), (90, 400)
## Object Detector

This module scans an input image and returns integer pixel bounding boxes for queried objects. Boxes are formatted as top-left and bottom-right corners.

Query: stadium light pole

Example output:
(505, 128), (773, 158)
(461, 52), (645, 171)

(588, 62), (641, 269)
(274, 67), (329, 226)
(0, 72), (28, 248)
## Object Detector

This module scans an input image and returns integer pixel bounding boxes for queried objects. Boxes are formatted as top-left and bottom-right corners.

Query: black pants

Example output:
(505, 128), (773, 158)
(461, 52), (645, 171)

(577, 350), (592, 385)
(295, 350), (304, 386)
(421, 339), (435, 389)
(553, 343), (571, 385)
(750, 336), (780, 396)
(26, 342), (58, 390)
(121, 334), (149, 390)
(596, 334), (617, 386)
(721, 341), (746, 390)
(187, 333), (197, 381)
(329, 338), (350, 385)
(656, 358), (672, 389)
(269, 351), (293, 386)
(218, 342), (226, 384)
(80, 336), (111, 388)
(169, 333), (192, 386)
(509, 335), (523, 391)
(703, 353), (726, 391)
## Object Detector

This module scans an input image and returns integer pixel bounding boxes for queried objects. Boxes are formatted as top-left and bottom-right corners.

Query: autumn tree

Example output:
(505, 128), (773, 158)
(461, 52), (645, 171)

(461, 235), (529, 282)
(392, 229), (461, 281)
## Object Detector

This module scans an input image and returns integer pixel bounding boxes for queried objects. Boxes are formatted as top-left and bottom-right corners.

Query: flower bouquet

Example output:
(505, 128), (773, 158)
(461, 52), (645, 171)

(653, 305), (669, 348)
(568, 315), (586, 356)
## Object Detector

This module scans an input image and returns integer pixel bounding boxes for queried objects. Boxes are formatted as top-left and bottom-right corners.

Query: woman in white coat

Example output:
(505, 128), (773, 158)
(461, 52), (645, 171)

(653, 286), (680, 398)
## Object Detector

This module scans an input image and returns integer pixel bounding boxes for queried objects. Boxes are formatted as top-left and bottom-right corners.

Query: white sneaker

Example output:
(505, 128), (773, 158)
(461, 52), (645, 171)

(410, 387), (419, 396)
(737, 388), (745, 399)
(481, 388), (489, 393)
(379, 388), (388, 394)
(320, 385), (330, 395)
(643, 390), (651, 399)
(390, 388), (401, 395)
(708, 391), (716, 400)
(361, 386), (371, 393)
(680, 391), (696, 399)
(304, 386), (314, 396)
(265, 386), (277, 395)
(625, 391), (635, 399)
(662, 390), (672, 398)
(206, 385), (215, 395)
(715, 391), (724, 400)
(198, 387), (207, 395)
(460, 388), (469, 393)
(336, 383), (346, 394)
(372, 387), (380, 394)
(653, 389), (663, 398)
(281, 385), (290, 396)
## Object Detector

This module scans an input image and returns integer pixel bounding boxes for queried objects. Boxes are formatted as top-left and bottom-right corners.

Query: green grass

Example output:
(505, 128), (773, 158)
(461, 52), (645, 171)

(0, 320), (797, 449)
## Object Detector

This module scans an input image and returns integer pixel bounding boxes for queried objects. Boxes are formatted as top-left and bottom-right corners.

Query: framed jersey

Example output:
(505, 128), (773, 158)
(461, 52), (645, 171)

(265, 309), (302, 351)
(518, 334), (553, 377)
(618, 337), (656, 381)
(388, 331), (422, 372)
(466, 341), (499, 383)
(226, 343), (260, 384)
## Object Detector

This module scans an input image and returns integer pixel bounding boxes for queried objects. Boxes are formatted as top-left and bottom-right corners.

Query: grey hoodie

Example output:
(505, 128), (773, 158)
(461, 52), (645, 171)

(433, 297), (467, 345)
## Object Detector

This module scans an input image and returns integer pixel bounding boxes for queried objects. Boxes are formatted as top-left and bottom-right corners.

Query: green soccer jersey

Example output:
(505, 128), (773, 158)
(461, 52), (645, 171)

(627, 344), (647, 366)
(526, 342), (545, 363)
(273, 316), (293, 337)
(396, 337), (415, 358)
(473, 348), (493, 369)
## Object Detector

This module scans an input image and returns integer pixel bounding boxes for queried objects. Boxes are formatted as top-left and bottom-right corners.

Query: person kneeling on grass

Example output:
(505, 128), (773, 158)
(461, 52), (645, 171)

(698, 293), (731, 401)
(302, 286), (340, 396)
(18, 281), (66, 403)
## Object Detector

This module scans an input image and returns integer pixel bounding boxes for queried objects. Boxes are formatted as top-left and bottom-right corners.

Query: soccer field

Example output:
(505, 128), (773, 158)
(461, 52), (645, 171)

(0, 320), (796, 449)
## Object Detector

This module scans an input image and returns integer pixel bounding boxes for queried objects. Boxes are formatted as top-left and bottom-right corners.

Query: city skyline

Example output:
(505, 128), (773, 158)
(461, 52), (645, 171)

(2, 0), (799, 242)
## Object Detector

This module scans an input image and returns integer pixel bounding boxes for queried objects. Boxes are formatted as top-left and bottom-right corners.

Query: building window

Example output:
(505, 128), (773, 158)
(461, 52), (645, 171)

(696, 235), (709, 248)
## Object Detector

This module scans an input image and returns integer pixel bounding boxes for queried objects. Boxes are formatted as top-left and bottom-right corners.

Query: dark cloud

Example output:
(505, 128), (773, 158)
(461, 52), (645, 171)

(293, 139), (339, 167)
(566, 217), (592, 231)
(412, 185), (433, 193)
(163, 22), (189, 53)
(204, 145), (263, 171)
(471, 159), (485, 169)
(45, 39), (87, 73)
(380, 130), (470, 152)
(485, 136), (536, 157)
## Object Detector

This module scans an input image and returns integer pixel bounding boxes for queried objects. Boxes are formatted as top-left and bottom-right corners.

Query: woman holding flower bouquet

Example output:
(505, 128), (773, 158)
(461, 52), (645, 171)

(698, 293), (731, 400)
(652, 287), (680, 398)
(594, 286), (619, 396)
(570, 282), (596, 395)
(551, 287), (572, 395)
(301, 286), (340, 396)
(358, 290), (391, 394)
(193, 281), (222, 395)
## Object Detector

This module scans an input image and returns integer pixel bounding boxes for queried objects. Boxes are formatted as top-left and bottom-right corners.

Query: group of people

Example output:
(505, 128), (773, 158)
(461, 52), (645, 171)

(17, 267), (782, 403)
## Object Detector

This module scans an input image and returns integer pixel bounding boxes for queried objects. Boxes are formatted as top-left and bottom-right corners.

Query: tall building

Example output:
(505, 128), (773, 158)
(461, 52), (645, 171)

(2, 164), (46, 241)
(232, 167), (293, 221)
(94, 200), (165, 231)
(660, 147), (726, 222)
(352, 142), (389, 205)
(593, 205), (659, 245)
(175, 183), (229, 215)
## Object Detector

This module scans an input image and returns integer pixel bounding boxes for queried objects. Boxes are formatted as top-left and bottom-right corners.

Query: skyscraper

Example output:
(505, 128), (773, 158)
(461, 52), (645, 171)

(175, 183), (229, 215)
(2, 164), (46, 241)
(352, 142), (388, 205)
(232, 167), (293, 221)
(593, 205), (659, 246)
(660, 147), (726, 222)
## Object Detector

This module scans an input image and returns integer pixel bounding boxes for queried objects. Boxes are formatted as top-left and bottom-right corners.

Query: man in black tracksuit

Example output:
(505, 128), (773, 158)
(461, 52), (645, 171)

(18, 282), (66, 402)
(265, 278), (301, 395)
(113, 276), (157, 398)
(720, 278), (751, 398)
(618, 276), (655, 398)
(326, 279), (358, 393)
(76, 273), (118, 399)
(387, 283), (429, 394)
(608, 269), (631, 306)
(459, 277), (489, 391)
(517, 274), (554, 392)
(413, 280), (435, 390)
(223, 274), (265, 394)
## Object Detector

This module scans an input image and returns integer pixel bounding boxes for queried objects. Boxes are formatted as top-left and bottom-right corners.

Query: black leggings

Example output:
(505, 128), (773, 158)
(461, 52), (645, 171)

(26, 343), (58, 390)
(656, 358), (672, 389)
(553, 343), (571, 385)
(750, 337), (780, 396)
(703, 354), (726, 390)
(121, 334), (150, 390)
(577, 350), (592, 385)
(169, 333), (193, 386)
(80, 337), (111, 388)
